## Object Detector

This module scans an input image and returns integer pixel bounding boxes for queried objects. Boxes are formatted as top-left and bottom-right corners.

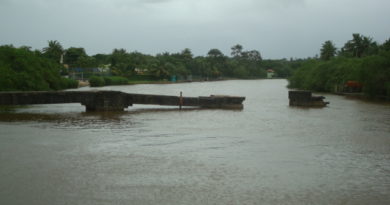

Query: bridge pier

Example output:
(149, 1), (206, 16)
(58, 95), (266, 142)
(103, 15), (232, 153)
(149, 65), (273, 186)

(288, 91), (329, 107)
(81, 91), (132, 111)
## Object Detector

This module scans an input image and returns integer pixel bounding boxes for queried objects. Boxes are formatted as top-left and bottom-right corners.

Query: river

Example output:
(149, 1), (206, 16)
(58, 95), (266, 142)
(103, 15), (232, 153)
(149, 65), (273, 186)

(0, 79), (389, 204)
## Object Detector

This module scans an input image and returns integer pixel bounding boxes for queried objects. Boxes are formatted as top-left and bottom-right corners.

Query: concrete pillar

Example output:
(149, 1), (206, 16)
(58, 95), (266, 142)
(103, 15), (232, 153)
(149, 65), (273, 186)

(81, 91), (132, 111)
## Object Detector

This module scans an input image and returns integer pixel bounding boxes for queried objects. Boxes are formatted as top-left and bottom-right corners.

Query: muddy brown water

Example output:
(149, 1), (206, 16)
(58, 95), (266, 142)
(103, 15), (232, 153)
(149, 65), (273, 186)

(0, 79), (389, 204)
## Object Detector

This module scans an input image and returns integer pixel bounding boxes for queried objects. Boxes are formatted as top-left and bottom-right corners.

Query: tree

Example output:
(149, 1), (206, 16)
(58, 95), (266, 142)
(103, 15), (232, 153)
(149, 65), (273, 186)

(231, 44), (243, 58)
(0, 45), (77, 91)
(148, 58), (170, 79)
(192, 57), (210, 77)
(207, 48), (224, 58)
(76, 56), (98, 68)
(93, 54), (111, 65)
(42, 40), (64, 63)
(244, 50), (262, 62)
(64, 47), (88, 67)
(181, 48), (193, 61)
(109, 49), (135, 77)
(381, 38), (390, 51)
(341, 33), (377, 58)
(320, 40), (337, 60)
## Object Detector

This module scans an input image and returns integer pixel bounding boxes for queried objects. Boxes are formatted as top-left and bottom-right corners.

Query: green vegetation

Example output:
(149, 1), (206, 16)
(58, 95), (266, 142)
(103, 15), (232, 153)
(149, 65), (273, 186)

(3, 34), (387, 99)
(89, 76), (129, 87)
(0, 45), (78, 91)
(1, 40), (298, 91)
(320, 41), (337, 61)
(106, 45), (268, 80)
(288, 34), (390, 99)
(103, 76), (128, 86)
(89, 76), (105, 87)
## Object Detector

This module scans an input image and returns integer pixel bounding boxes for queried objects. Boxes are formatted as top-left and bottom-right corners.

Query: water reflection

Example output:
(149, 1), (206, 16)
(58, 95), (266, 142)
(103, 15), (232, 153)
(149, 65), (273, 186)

(0, 105), (243, 130)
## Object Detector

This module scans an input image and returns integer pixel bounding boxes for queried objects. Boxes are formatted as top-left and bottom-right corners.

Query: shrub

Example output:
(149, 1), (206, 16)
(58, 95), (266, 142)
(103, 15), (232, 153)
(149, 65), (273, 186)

(60, 78), (79, 89)
(89, 76), (105, 87)
(103, 76), (128, 85)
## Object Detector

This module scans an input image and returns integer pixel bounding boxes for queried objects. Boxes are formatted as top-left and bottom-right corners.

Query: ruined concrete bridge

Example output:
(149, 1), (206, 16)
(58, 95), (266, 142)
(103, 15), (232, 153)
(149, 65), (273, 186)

(0, 91), (245, 111)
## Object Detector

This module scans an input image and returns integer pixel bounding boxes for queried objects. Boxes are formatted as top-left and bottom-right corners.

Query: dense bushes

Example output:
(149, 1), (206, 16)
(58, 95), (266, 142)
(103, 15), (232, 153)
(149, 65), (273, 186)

(127, 75), (158, 82)
(89, 76), (128, 87)
(0, 45), (78, 91)
(289, 34), (390, 99)
(61, 78), (79, 89)
(288, 51), (390, 99)
(89, 76), (105, 87)
(359, 51), (390, 97)
(103, 76), (128, 85)
(288, 58), (362, 92)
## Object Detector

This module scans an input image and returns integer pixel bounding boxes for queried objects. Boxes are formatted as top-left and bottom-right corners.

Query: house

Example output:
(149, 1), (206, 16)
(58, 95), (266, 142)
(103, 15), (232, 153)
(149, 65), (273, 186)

(267, 69), (275, 78)
(344, 81), (363, 92)
(134, 68), (149, 75)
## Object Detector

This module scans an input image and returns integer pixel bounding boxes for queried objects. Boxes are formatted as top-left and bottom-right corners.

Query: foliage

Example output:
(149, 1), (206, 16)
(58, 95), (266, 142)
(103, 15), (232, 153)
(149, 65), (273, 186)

(381, 38), (390, 51)
(127, 75), (157, 81)
(288, 58), (363, 92)
(93, 53), (111, 65)
(89, 76), (105, 87)
(289, 50), (390, 98)
(89, 76), (129, 87)
(320, 40), (337, 61)
(103, 76), (128, 85)
(261, 59), (292, 78)
(359, 51), (390, 98)
(2, 41), (300, 91)
(231, 44), (243, 58)
(289, 33), (390, 99)
(42, 40), (64, 63)
(340, 33), (378, 58)
(60, 78), (79, 89)
(0, 45), (77, 91)
(64, 47), (97, 68)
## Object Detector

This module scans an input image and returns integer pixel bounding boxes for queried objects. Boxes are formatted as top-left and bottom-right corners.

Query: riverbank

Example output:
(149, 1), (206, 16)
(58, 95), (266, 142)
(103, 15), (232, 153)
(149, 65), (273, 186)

(333, 92), (390, 103)
(78, 80), (90, 87)
(287, 53), (390, 102)
(88, 76), (247, 87)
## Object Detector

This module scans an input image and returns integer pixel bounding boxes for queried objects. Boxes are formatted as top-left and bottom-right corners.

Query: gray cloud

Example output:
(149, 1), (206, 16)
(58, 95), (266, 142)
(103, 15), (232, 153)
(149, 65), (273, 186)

(139, 0), (173, 4)
(0, 0), (389, 58)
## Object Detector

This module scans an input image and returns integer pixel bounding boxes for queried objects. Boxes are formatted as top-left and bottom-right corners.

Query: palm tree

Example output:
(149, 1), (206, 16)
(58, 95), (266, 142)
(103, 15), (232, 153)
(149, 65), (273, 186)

(149, 61), (170, 79)
(342, 34), (376, 58)
(42, 40), (64, 63)
(320, 40), (337, 60)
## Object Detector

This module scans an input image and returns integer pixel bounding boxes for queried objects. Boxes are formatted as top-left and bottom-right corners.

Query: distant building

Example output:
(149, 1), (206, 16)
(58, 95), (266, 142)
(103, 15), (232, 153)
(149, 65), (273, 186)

(267, 69), (275, 78)
(134, 68), (149, 75)
(344, 81), (363, 93)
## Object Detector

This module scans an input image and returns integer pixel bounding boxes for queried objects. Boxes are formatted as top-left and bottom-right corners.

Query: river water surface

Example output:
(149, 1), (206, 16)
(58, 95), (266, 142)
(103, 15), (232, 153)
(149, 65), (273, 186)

(0, 79), (389, 204)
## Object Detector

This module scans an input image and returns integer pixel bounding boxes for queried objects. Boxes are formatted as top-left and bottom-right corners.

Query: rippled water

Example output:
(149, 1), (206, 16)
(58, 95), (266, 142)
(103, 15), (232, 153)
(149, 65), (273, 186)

(0, 79), (389, 204)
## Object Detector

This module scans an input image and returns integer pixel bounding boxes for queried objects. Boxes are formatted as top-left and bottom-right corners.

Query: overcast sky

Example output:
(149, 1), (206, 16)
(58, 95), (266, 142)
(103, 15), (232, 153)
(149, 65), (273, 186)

(1, 0), (389, 59)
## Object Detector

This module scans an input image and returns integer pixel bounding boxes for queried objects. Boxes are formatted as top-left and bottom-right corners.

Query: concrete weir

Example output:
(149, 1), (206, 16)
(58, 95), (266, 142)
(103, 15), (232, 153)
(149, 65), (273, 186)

(0, 91), (245, 111)
(288, 90), (329, 107)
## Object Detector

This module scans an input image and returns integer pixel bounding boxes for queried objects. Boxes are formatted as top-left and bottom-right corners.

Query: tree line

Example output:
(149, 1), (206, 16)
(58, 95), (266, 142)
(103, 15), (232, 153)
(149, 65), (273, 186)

(288, 34), (390, 99)
(5, 34), (387, 95)
(1, 40), (296, 91)
(41, 40), (296, 80)
(0, 45), (78, 91)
